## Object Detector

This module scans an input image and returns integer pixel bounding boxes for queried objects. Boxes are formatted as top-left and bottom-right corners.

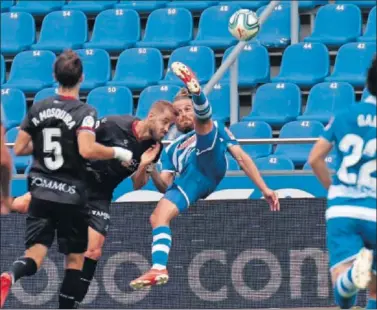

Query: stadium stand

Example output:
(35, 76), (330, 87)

(167, 1), (219, 12)
(115, 1), (169, 12)
(1, 54), (5, 84)
(303, 152), (338, 170)
(62, 1), (118, 14)
(325, 42), (376, 87)
(1, 88), (27, 130)
(220, 1), (268, 10)
(255, 3), (292, 48)
(0, 0), (14, 12)
(3, 50), (56, 92)
(1, 12), (36, 55)
(274, 120), (325, 166)
(5, 127), (32, 173)
(255, 155), (295, 171)
(229, 121), (273, 158)
(33, 87), (59, 104)
(84, 9), (140, 52)
(87, 86), (133, 118)
(243, 82), (301, 127)
(161, 46), (215, 85)
(298, 82), (355, 123)
(226, 154), (240, 171)
(272, 42), (330, 87)
(335, 0), (376, 9)
(362, 87), (372, 101)
(207, 83), (232, 123)
(135, 8), (193, 50)
(357, 6), (376, 42)
(9, 1), (65, 15)
(136, 85), (180, 118)
(304, 4), (362, 47)
(108, 48), (164, 90)
(221, 43), (270, 87)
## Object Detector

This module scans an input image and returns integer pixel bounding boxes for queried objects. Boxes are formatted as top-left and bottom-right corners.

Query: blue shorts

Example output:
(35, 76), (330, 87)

(164, 125), (227, 213)
(326, 197), (376, 274)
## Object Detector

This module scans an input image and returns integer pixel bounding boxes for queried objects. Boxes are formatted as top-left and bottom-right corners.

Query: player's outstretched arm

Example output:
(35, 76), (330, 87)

(309, 138), (333, 190)
(229, 145), (280, 211)
(150, 169), (174, 193)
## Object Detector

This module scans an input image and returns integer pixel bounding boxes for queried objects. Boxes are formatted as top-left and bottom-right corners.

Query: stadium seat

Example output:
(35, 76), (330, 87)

(296, 1), (329, 10)
(1, 55), (5, 84)
(229, 121), (273, 158)
(4, 50), (56, 92)
(243, 83), (301, 127)
(254, 3), (292, 48)
(33, 87), (59, 104)
(303, 152), (337, 170)
(84, 9), (140, 52)
(220, 1), (267, 10)
(298, 82), (354, 123)
(272, 43), (330, 87)
(10, 1), (65, 15)
(325, 42), (376, 87)
(116, 1), (169, 12)
(255, 155), (295, 171)
(226, 154), (240, 171)
(136, 8), (193, 50)
(190, 4), (240, 49)
(274, 120), (324, 166)
(87, 86), (133, 118)
(136, 85), (180, 118)
(358, 6), (376, 42)
(304, 4), (362, 47)
(63, 1), (117, 14)
(361, 88), (372, 101)
(221, 44), (270, 87)
(6, 128), (32, 172)
(31, 10), (87, 52)
(1, 0), (14, 12)
(1, 12), (35, 55)
(167, 1), (219, 12)
(109, 48), (164, 90)
(1, 88), (26, 130)
(74, 49), (111, 91)
(335, 1), (376, 9)
(206, 83), (232, 123)
(161, 46), (215, 86)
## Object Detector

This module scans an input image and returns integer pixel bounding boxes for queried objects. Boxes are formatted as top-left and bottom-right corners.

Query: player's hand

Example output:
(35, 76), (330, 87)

(263, 189), (280, 212)
(113, 147), (133, 163)
(141, 144), (161, 166)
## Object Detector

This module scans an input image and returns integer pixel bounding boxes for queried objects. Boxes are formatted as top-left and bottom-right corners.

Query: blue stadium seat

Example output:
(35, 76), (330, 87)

(298, 82), (354, 123)
(4, 50), (56, 92)
(136, 8), (192, 50)
(167, 1), (219, 12)
(161, 46), (215, 86)
(220, 1), (267, 10)
(206, 83), (232, 123)
(10, 1), (65, 15)
(190, 4), (240, 49)
(33, 87), (59, 104)
(136, 85), (181, 118)
(109, 48), (164, 90)
(303, 152), (337, 171)
(229, 121), (273, 158)
(226, 154), (240, 171)
(74, 49), (111, 91)
(116, 1), (169, 12)
(221, 44), (270, 87)
(325, 42), (376, 87)
(84, 9), (140, 52)
(1, 88), (26, 130)
(335, 1), (375, 9)
(304, 4), (362, 47)
(1, 1), (14, 12)
(31, 10), (87, 52)
(63, 1), (118, 14)
(274, 120), (324, 166)
(358, 6), (376, 42)
(361, 88), (372, 101)
(272, 43), (330, 87)
(6, 128), (32, 172)
(1, 55), (5, 84)
(87, 86), (133, 118)
(255, 155), (295, 171)
(243, 83), (301, 127)
(254, 3), (292, 48)
(296, 1), (329, 10)
(1, 12), (35, 55)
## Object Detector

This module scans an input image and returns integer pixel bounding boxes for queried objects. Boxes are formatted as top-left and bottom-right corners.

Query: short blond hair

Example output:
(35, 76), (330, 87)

(173, 88), (192, 102)
(149, 100), (178, 117)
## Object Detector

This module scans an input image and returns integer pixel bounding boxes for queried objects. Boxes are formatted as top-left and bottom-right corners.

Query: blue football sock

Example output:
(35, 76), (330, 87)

(192, 92), (212, 121)
(366, 298), (376, 309)
(151, 226), (172, 270)
(334, 267), (358, 309)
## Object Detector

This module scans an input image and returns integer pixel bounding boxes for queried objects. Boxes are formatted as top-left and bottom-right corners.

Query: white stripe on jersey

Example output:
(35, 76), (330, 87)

(326, 206), (376, 222)
(328, 184), (377, 200)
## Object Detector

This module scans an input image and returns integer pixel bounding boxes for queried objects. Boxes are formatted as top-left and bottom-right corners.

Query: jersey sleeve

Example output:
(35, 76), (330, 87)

(160, 146), (175, 173)
(321, 116), (337, 143)
(217, 122), (239, 148)
(76, 106), (98, 135)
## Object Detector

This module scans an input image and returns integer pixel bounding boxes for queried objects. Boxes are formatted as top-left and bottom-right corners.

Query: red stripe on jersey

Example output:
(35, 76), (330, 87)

(132, 120), (140, 140)
(77, 126), (95, 133)
(59, 95), (77, 101)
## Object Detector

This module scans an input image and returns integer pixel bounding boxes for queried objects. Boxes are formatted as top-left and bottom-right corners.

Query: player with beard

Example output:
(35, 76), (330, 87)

(9, 100), (177, 305)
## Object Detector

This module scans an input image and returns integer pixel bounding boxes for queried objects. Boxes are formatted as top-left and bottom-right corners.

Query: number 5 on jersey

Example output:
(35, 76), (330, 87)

(43, 128), (64, 170)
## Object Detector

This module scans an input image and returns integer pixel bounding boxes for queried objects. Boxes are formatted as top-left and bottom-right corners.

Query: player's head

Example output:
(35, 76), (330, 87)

(54, 49), (83, 89)
(146, 100), (177, 141)
(367, 55), (377, 97)
(172, 88), (195, 133)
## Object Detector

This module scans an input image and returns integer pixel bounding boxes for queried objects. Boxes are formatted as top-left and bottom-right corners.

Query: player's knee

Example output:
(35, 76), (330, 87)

(85, 247), (102, 261)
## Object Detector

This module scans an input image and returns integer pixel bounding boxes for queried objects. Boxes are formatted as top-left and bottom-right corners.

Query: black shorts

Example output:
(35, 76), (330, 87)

(87, 199), (111, 237)
(25, 197), (89, 255)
